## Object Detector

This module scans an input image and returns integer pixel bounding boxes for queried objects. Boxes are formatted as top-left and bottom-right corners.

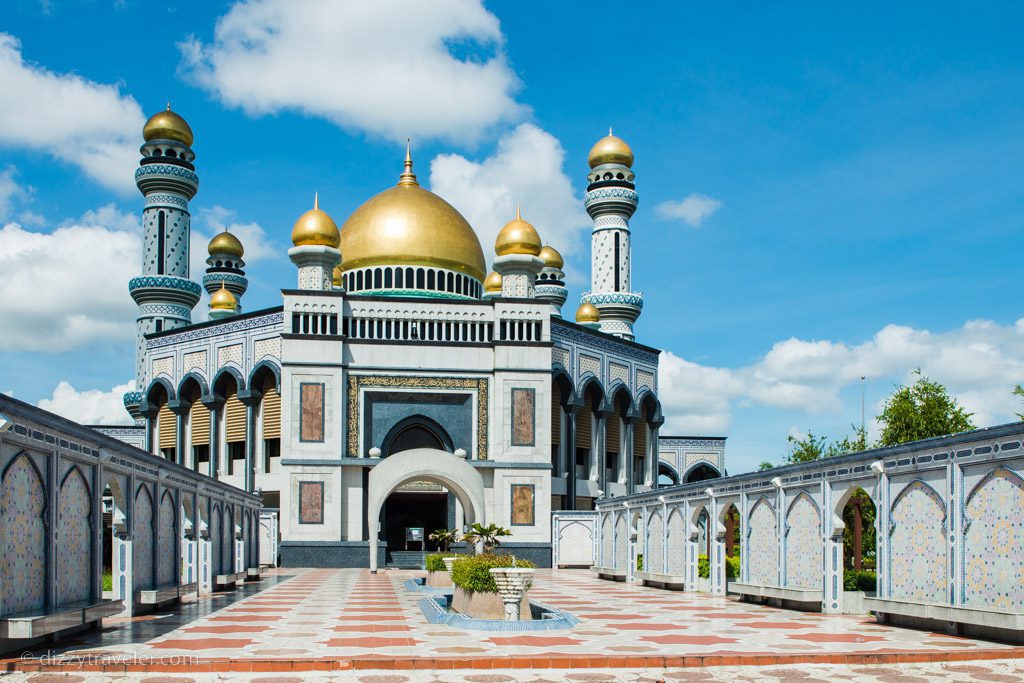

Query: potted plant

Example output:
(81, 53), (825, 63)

(450, 553), (535, 621)
(462, 523), (511, 554)
(428, 528), (460, 553)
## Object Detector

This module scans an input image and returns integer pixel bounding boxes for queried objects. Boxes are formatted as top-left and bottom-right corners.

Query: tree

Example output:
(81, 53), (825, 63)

(1014, 384), (1024, 420)
(462, 523), (511, 554)
(786, 431), (828, 463)
(825, 425), (868, 458)
(428, 528), (460, 553)
(877, 370), (974, 446)
(757, 461), (775, 471)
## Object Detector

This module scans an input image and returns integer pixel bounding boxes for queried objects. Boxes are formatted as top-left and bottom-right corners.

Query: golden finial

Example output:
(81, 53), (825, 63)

(609, 126), (613, 136)
(516, 204), (521, 220)
(314, 191), (319, 211)
(167, 100), (171, 111)
(398, 139), (418, 186)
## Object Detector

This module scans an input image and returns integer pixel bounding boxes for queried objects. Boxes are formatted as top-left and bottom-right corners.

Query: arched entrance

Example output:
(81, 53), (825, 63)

(367, 448), (486, 572)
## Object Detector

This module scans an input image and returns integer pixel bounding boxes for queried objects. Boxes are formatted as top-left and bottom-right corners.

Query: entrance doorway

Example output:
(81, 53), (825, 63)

(381, 489), (449, 567)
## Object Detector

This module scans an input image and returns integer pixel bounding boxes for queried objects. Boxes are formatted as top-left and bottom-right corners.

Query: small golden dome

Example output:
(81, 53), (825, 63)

(210, 284), (237, 311)
(495, 207), (542, 257)
(539, 245), (564, 270)
(587, 129), (633, 168)
(332, 264), (343, 287)
(208, 230), (243, 258)
(338, 150), (486, 281)
(292, 193), (340, 248)
(575, 301), (600, 323)
(143, 104), (194, 147)
(484, 271), (502, 293)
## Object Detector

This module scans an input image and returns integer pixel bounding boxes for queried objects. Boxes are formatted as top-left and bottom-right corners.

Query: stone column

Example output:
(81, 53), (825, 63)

(566, 405), (579, 509)
(871, 461), (889, 599)
(202, 397), (223, 479)
(112, 529), (134, 617)
(823, 481), (845, 614)
(197, 525), (212, 595)
(239, 392), (261, 493)
(708, 491), (725, 596)
(684, 499), (700, 592)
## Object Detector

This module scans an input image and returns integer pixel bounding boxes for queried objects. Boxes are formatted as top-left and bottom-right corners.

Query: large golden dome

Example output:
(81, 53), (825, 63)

(588, 129), (633, 168)
(292, 194), (340, 248)
(143, 104), (194, 147)
(338, 152), (486, 281)
(208, 230), (243, 258)
(495, 207), (542, 257)
(210, 284), (237, 311)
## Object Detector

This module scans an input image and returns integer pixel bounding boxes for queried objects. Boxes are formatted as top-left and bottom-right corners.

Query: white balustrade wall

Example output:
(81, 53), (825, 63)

(0, 394), (263, 653)
(594, 422), (1024, 638)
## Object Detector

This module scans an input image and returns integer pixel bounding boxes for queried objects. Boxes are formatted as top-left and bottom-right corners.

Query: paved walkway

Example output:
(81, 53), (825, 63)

(3, 568), (1022, 674)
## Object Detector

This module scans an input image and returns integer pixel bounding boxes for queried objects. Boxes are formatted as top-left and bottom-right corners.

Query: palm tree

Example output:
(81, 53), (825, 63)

(462, 523), (511, 554)
(428, 528), (460, 553)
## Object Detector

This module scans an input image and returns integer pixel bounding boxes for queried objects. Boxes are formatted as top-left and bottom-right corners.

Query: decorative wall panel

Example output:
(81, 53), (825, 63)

(647, 510), (664, 573)
(57, 468), (91, 605)
(1, 455), (46, 614)
(300, 383), (325, 443)
(785, 493), (821, 590)
(747, 498), (779, 586)
(511, 484), (535, 526)
(964, 467), (1024, 610)
(890, 481), (946, 604)
(133, 485), (154, 590)
(510, 388), (535, 447)
(157, 491), (176, 587)
(299, 481), (324, 524)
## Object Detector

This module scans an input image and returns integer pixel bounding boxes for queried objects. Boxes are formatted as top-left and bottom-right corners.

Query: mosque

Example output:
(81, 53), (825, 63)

(103, 106), (727, 568)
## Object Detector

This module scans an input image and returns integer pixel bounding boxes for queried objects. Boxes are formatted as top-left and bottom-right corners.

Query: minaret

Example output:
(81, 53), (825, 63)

(493, 207), (544, 298)
(584, 129), (642, 340)
(482, 271), (502, 300)
(208, 283), (238, 320)
(203, 230), (247, 312)
(536, 245), (567, 317)
(288, 193), (340, 290)
(125, 105), (202, 418)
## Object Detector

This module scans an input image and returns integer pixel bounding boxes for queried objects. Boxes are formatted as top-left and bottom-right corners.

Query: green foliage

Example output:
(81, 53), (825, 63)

(698, 554), (710, 579)
(1014, 384), (1024, 420)
(725, 555), (740, 579)
(877, 370), (975, 446)
(758, 461), (775, 471)
(428, 528), (460, 553)
(450, 553), (535, 593)
(462, 523), (512, 553)
(425, 553), (457, 572)
(826, 425), (868, 457)
(786, 431), (828, 463)
(102, 572), (112, 592)
(843, 569), (877, 592)
(636, 554), (643, 571)
(842, 488), (876, 569)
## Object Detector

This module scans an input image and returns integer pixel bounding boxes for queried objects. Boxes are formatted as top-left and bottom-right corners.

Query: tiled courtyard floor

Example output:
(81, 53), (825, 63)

(3, 568), (1022, 674)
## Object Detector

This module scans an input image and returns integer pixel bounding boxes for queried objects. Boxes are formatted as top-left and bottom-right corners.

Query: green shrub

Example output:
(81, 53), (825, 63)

(725, 555), (740, 579)
(425, 553), (458, 572)
(102, 572), (112, 592)
(698, 554), (710, 579)
(843, 569), (877, 592)
(636, 554), (644, 571)
(450, 553), (536, 593)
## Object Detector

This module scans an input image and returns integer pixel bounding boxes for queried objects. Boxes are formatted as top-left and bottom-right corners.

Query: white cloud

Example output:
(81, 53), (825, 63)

(0, 166), (29, 220)
(659, 318), (1024, 438)
(180, 0), (525, 143)
(0, 33), (144, 193)
(655, 193), (723, 227)
(429, 123), (590, 263)
(0, 207), (140, 351)
(37, 380), (135, 425)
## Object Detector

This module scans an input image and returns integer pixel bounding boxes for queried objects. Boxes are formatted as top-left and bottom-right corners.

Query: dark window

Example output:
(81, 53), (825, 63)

(427, 270), (436, 290)
(416, 268), (425, 289)
(384, 269), (393, 288)
(374, 269), (382, 288)
(264, 438), (280, 473)
(157, 211), (166, 275)
(614, 233), (620, 291)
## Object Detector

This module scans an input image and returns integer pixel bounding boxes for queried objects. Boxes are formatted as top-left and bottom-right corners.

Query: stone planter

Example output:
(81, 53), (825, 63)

(489, 567), (535, 621)
(426, 570), (452, 588)
(451, 585), (531, 620)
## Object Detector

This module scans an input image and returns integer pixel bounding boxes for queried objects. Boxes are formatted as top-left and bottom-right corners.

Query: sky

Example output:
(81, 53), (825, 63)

(1, 1), (1023, 474)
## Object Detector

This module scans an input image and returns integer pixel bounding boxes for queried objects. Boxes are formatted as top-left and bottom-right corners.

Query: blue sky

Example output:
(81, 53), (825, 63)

(1, 1), (1023, 473)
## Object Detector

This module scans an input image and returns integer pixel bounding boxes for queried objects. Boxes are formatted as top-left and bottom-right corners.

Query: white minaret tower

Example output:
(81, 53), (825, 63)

(288, 193), (340, 290)
(125, 105), (202, 419)
(493, 207), (544, 298)
(536, 245), (568, 317)
(583, 129), (642, 340)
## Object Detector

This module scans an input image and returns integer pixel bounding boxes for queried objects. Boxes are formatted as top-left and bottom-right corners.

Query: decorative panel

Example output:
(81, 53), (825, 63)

(964, 467), (1024, 610)
(221, 506), (233, 574)
(157, 491), (176, 587)
(300, 383), (325, 442)
(133, 485), (154, 590)
(253, 336), (281, 361)
(152, 356), (173, 377)
(614, 514), (627, 568)
(557, 520), (594, 566)
(182, 349), (207, 372)
(579, 354), (601, 379)
(747, 498), (779, 586)
(552, 346), (570, 370)
(511, 484), (535, 526)
(1, 455), (46, 614)
(57, 469), (91, 605)
(686, 452), (716, 468)
(659, 451), (675, 462)
(601, 515), (614, 566)
(510, 388), (535, 447)
(890, 481), (946, 604)
(299, 481), (324, 524)
(210, 506), (222, 577)
(217, 343), (243, 368)
(785, 493), (821, 590)
(647, 510), (664, 574)
(667, 508), (686, 574)
(636, 369), (655, 390)
(609, 362), (629, 386)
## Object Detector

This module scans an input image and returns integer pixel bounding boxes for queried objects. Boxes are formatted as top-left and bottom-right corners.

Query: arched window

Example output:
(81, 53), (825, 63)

(446, 272), (454, 292)
(356, 271), (364, 290)
(374, 268), (382, 289)
(384, 268), (393, 288)
(416, 268), (425, 289)
(395, 268), (404, 288)
(427, 270), (436, 290)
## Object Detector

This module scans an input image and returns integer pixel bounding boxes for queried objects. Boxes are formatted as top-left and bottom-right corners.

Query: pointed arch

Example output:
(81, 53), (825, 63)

(133, 482), (155, 590)
(212, 365), (246, 398)
(177, 372), (209, 403)
(248, 359), (281, 394)
(966, 465), (1024, 508)
(1, 452), (48, 613)
(57, 465), (92, 604)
